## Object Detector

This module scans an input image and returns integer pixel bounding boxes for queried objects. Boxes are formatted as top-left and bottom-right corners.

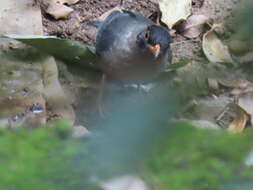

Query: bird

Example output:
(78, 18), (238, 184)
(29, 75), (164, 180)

(90, 9), (172, 116)
(94, 10), (173, 84)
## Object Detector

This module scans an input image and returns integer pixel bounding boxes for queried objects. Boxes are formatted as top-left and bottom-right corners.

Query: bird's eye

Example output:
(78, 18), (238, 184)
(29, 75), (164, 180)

(144, 32), (149, 41)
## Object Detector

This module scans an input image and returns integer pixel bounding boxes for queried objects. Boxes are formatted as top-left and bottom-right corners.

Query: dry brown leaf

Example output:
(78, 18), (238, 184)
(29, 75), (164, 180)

(51, 0), (79, 5)
(43, 57), (76, 125)
(169, 29), (177, 37)
(159, 0), (192, 29)
(208, 78), (219, 90)
(238, 92), (253, 125)
(98, 6), (122, 22)
(228, 104), (249, 133)
(179, 14), (210, 38)
(218, 78), (250, 89)
(202, 24), (234, 64)
(46, 2), (73, 19)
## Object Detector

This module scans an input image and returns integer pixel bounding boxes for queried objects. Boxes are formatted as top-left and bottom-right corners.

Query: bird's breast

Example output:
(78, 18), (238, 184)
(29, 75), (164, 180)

(103, 50), (165, 84)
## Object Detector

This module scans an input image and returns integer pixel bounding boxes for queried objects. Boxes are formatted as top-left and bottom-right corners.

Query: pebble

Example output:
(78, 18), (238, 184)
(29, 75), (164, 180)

(99, 175), (149, 190)
(72, 125), (90, 138)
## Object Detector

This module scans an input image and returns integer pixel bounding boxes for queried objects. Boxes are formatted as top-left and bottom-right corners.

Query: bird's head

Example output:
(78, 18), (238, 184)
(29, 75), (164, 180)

(136, 25), (172, 59)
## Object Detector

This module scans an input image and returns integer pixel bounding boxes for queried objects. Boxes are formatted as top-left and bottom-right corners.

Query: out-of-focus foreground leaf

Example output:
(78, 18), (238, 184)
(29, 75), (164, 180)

(142, 122), (253, 190)
(2, 120), (253, 190)
(0, 122), (101, 190)
(5, 34), (97, 69)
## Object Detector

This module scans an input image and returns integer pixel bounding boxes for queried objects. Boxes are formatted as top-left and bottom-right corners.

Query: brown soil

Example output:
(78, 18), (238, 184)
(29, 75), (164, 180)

(41, 0), (212, 63)
(42, 0), (157, 46)
(42, 0), (208, 46)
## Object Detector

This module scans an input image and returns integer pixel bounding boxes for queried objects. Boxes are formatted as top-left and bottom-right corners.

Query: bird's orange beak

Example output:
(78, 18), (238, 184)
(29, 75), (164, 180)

(148, 44), (160, 59)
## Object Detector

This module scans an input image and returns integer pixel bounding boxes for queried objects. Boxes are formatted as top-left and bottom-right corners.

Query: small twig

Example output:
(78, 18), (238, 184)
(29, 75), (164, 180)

(171, 39), (201, 45)
(216, 105), (230, 122)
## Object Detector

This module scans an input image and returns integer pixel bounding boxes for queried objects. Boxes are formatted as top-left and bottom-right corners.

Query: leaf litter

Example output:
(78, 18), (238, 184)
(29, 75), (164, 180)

(238, 91), (253, 125)
(42, 0), (80, 19)
(177, 13), (211, 38)
(159, 0), (192, 29)
(46, 2), (73, 19)
(3, 0), (251, 132)
(202, 24), (234, 64)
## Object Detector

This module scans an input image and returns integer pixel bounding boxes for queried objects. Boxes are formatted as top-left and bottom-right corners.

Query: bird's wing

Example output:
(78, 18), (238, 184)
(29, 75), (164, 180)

(96, 11), (153, 54)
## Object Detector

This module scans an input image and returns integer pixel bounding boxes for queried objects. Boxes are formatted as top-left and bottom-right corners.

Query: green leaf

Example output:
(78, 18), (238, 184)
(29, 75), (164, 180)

(165, 58), (190, 71)
(5, 34), (97, 69)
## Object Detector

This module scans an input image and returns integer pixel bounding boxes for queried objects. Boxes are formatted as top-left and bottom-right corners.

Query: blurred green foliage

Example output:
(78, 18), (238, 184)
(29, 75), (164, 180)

(1, 121), (253, 190)
(144, 122), (253, 190)
(0, 121), (100, 190)
(233, 0), (253, 40)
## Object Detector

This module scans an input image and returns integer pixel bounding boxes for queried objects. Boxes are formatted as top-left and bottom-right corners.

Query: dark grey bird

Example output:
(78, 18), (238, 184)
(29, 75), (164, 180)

(94, 10), (173, 84)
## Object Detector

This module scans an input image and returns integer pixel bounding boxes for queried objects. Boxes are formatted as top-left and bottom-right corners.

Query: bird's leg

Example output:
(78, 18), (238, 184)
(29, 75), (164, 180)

(96, 73), (107, 117)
